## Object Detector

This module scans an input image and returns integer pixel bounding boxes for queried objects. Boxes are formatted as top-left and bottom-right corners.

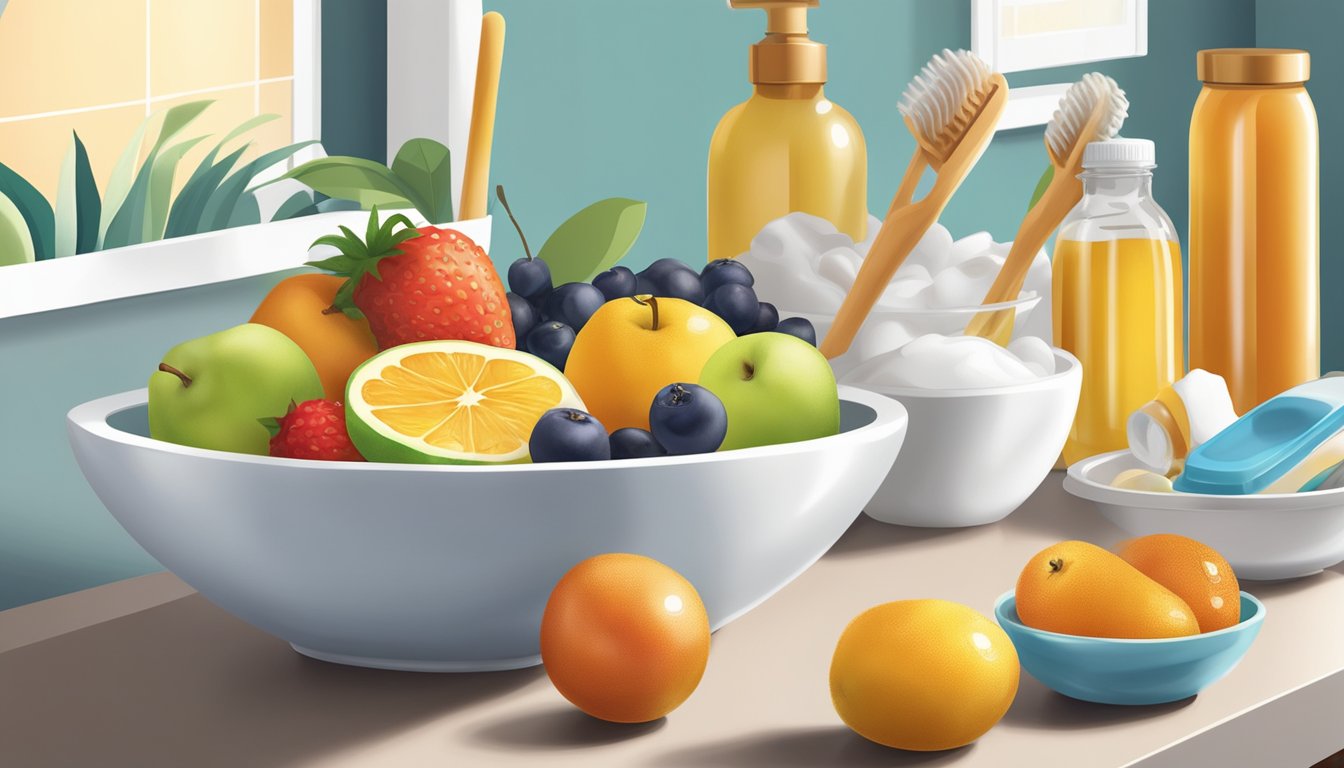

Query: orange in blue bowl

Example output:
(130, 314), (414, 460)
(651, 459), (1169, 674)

(994, 591), (1265, 705)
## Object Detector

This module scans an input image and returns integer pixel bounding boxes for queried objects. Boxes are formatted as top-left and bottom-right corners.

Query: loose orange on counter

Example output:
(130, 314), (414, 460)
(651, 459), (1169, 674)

(1118, 533), (1241, 633)
(540, 553), (710, 723)
(830, 600), (1019, 751)
(251, 274), (379, 400)
(1015, 540), (1200, 639)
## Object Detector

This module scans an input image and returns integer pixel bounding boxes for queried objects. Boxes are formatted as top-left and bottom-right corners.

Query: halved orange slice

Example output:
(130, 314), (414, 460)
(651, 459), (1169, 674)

(345, 340), (586, 464)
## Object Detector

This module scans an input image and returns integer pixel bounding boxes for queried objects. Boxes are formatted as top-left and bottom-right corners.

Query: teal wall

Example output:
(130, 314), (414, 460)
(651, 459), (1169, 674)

(0, 0), (1319, 610)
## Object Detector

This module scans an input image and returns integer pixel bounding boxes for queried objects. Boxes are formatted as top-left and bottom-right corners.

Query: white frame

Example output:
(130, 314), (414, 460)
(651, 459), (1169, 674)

(973, 0), (1148, 130)
(1, 1), (327, 318)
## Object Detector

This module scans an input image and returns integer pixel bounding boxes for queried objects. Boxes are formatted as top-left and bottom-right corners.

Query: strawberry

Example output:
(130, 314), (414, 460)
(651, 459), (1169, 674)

(307, 208), (514, 350)
(264, 399), (365, 462)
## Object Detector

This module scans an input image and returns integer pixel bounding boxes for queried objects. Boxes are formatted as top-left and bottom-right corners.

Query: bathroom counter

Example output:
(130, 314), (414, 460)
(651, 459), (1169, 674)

(3, 475), (1343, 767)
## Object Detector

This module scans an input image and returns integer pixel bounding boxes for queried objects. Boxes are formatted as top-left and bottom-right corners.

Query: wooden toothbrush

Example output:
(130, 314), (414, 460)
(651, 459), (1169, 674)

(459, 12), (506, 221)
(964, 73), (1129, 345)
(821, 50), (1007, 360)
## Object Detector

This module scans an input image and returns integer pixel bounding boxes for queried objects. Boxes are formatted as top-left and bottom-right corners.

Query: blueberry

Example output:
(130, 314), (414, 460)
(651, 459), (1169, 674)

(526, 321), (576, 370)
(530, 408), (611, 463)
(609, 428), (668, 460)
(593, 266), (638, 301)
(775, 317), (818, 346)
(703, 283), (760, 335)
(649, 383), (728, 455)
(543, 282), (606, 331)
(636, 259), (703, 303)
(750, 301), (780, 334)
(508, 256), (553, 300)
(701, 259), (755, 296)
(508, 292), (537, 339)
(661, 268), (705, 304)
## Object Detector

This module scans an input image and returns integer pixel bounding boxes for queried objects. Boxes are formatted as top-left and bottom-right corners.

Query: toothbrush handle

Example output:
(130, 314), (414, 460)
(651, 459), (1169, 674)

(888, 150), (927, 215)
(821, 200), (939, 359)
(964, 169), (1083, 342)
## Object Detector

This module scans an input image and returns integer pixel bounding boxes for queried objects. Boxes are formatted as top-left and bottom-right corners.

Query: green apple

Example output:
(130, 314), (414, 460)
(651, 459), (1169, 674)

(148, 323), (323, 455)
(698, 332), (840, 451)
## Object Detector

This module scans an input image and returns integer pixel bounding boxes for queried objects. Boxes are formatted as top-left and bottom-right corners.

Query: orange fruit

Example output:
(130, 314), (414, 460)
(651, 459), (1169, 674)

(830, 600), (1019, 751)
(1118, 534), (1241, 633)
(540, 553), (710, 723)
(1015, 540), (1200, 639)
(251, 274), (379, 400)
(564, 296), (735, 432)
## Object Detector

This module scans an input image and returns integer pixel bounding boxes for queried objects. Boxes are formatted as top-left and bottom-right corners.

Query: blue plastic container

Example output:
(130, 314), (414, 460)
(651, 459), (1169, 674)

(1176, 377), (1344, 495)
(994, 591), (1265, 705)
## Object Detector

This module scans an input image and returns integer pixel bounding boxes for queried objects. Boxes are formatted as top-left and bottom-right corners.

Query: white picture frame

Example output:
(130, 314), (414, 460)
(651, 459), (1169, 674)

(972, 0), (1148, 130)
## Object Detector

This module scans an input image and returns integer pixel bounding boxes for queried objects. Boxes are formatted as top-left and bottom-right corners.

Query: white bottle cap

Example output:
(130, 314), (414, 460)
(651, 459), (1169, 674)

(1082, 138), (1156, 169)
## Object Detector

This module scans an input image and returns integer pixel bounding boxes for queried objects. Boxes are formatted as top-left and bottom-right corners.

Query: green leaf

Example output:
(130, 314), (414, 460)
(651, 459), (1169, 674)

(97, 117), (149, 248)
(145, 135), (208, 242)
(227, 191), (261, 229)
(102, 101), (214, 248)
(54, 135), (79, 258)
(151, 100), (213, 153)
(0, 190), (35, 266)
(0, 161), (55, 261)
(391, 138), (453, 222)
(165, 145), (248, 239)
(71, 133), (101, 255)
(1028, 165), (1053, 212)
(271, 190), (318, 222)
(279, 156), (422, 212)
(199, 141), (319, 233)
(539, 198), (648, 284)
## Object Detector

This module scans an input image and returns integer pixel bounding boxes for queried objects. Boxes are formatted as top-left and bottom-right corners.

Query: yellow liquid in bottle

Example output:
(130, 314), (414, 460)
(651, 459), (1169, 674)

(1054, 238), (1185, 465)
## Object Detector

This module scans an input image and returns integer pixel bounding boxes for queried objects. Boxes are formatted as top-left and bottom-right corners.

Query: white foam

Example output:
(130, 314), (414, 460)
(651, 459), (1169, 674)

(842, 333), (1049, 390)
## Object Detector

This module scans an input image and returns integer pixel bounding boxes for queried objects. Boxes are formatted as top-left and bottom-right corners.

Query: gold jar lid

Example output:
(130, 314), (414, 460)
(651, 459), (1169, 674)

(1198, 48), (1309, 85)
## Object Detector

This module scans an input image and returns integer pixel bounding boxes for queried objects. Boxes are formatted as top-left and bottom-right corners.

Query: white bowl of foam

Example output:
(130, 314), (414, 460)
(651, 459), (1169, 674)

(853, 343), (1082, 528)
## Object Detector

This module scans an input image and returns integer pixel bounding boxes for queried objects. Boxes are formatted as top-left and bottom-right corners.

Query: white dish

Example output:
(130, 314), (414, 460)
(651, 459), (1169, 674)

(67, 387), (908, 672)
(860, 350), (1081, 528)
(1065, 451), (1344, 581)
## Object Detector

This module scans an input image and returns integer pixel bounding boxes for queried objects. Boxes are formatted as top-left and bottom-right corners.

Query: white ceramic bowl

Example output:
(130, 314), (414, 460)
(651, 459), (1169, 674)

(1065, 451), (1344, 580)
(787, 294), (1043, 379)
(859, 350), (1081, 528)
(68, 387), (908, 672)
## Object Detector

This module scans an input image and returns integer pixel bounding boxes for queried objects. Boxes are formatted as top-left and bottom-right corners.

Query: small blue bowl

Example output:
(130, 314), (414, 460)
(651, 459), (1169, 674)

(994, 591), (1265, 705)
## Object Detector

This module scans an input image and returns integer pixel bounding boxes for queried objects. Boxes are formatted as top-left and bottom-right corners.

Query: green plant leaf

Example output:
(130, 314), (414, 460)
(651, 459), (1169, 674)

(1028, 165), (1053, 212)
(539, 198), (648, 284)
(102, 101), (213, 249)
(0, 190), (35, 266)
(71, 133), (101, 255)
(271, 190), (318, 221)
(279, 156), (422, 212)
(144, 135), (208, 242)
(151, 100), (212, 153)
(165, 145), (248, 239)
(200, 141), (319, 233)
(391, 138), (453, 222)
(97, 117), (149, 249)
(0, 161), (54, 261)
(227, 192), (261, 228)
(54, 135), (79, 258)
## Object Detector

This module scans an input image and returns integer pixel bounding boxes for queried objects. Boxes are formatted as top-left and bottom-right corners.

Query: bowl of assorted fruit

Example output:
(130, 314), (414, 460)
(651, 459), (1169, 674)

(997, 537), (1265, 705)
(67, 209), (908, 672)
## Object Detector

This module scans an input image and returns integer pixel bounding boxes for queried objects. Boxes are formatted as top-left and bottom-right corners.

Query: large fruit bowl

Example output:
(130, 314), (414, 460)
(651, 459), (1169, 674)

(68, 386), (907, 672)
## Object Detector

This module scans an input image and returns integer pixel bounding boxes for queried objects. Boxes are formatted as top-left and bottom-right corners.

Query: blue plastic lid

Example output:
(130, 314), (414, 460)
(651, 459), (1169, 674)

(1175, 395), (1344, 495)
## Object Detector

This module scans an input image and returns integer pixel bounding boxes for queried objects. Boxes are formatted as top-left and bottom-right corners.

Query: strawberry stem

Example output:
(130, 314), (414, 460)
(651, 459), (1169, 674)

(496, 184), (534, 261)
(158, 363), (192, 388)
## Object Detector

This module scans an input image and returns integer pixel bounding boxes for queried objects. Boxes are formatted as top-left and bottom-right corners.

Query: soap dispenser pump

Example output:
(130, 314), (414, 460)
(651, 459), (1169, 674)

(708, 0), (868, 263)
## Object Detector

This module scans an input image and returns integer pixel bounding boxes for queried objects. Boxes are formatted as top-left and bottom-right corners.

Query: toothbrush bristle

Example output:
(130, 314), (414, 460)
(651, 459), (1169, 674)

(1045, 73), (1130, 160)
(898, 49), (995, 150)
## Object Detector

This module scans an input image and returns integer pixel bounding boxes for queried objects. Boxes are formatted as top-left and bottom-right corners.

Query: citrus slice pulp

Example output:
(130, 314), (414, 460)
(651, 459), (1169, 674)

(346, 340), (586, 464)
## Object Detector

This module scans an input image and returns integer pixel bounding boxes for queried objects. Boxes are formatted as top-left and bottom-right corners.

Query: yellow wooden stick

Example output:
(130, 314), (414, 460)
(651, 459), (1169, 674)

(458, 12), (505, 221)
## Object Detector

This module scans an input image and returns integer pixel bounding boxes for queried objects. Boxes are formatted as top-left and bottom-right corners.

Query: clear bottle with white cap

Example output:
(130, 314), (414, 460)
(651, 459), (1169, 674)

(1053, 138), (1185, 464)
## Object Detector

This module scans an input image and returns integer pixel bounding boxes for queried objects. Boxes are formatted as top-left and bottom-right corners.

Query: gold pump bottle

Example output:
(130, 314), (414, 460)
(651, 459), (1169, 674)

(708, 0), (867, 263)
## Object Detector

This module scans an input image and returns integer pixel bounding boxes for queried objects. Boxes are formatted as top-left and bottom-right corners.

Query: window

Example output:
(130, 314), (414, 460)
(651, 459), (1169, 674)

(0, 0), (318, 203)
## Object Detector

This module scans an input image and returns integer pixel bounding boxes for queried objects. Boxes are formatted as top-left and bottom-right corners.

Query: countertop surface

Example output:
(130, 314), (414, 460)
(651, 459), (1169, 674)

(3, 475), (1344, 768)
